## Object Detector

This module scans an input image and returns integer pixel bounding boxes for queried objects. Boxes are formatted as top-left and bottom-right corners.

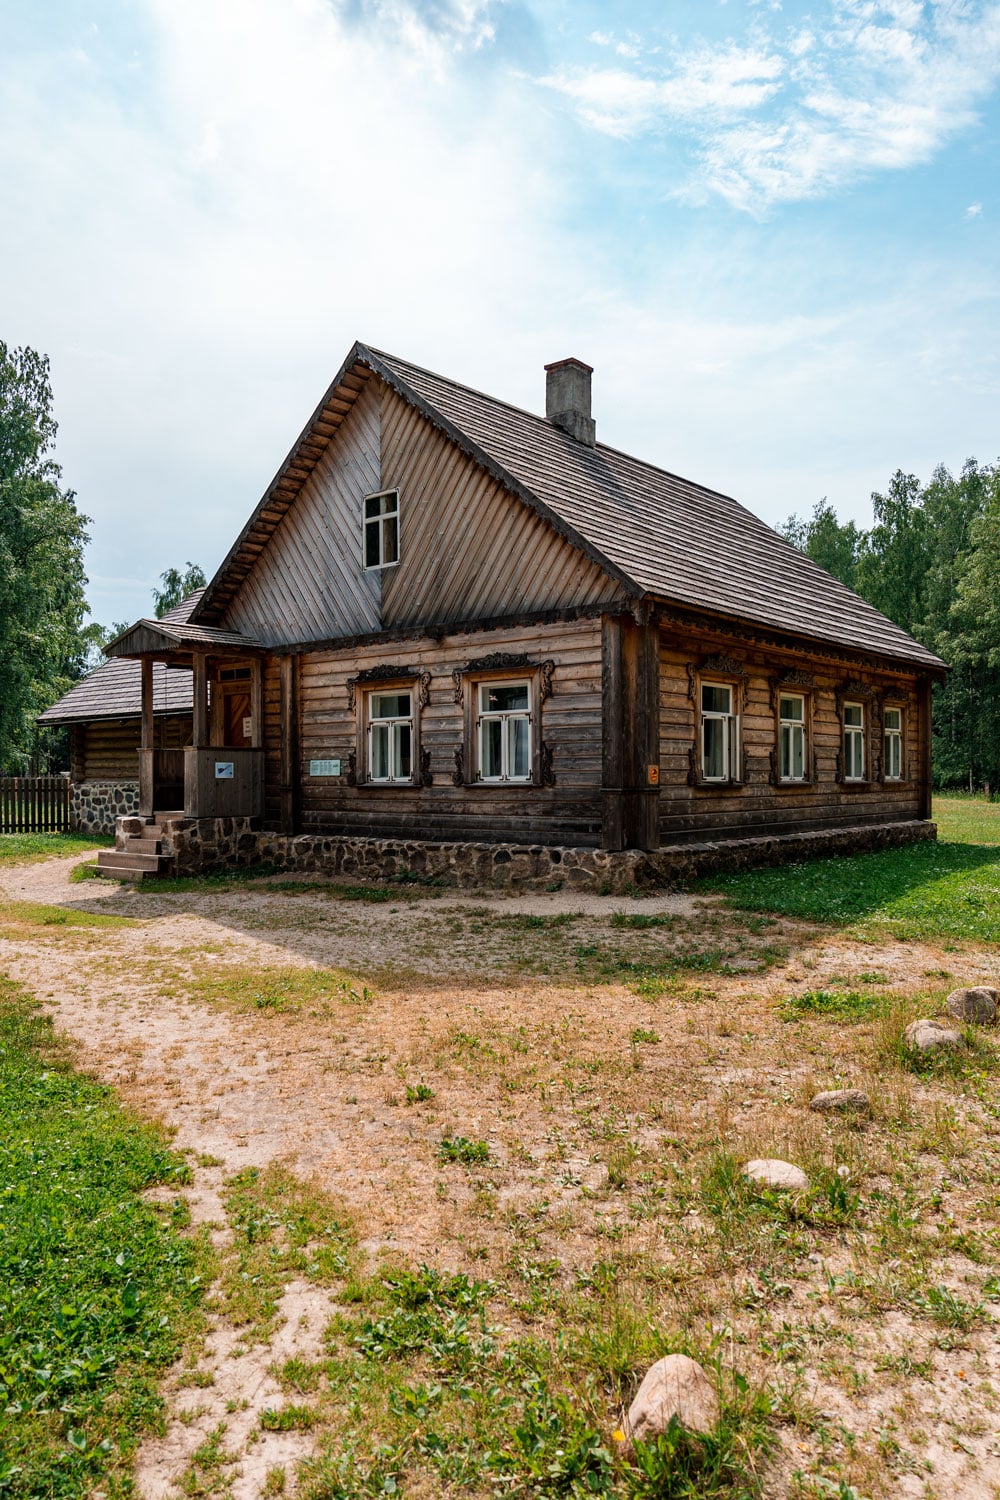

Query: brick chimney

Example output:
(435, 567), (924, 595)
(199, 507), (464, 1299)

(544, 357), (596, 447)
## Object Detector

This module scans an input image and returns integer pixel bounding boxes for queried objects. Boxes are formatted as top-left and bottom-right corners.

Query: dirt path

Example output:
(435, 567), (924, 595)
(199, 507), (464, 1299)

(4, 852), (1000, 1499)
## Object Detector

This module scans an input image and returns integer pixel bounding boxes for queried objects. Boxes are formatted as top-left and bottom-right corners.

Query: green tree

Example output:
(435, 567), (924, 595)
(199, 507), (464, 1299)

(778, 498), (862, 590)
(855, 470), (928, 636)
(0, 343), (95, 772)
(152, 562), (207, 618)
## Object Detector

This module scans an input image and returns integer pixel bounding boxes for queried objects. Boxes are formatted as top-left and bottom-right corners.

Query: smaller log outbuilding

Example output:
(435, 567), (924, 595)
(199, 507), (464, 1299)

(40, 343), (946, 886)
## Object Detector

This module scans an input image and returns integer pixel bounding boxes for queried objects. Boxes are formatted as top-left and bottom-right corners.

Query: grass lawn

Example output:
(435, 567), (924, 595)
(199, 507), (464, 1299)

(0, 832), (112, 864)
(701, 794), (1000, 943)
(0, 979), (206, 1499)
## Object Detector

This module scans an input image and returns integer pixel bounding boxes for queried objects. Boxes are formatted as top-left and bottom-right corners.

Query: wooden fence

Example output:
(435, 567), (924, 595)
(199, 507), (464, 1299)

(0, 776), (72, 834)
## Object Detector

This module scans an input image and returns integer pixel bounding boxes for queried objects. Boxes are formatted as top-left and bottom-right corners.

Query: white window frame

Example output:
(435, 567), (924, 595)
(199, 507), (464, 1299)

(366, 688), (413, 784)
(362, 489), (400, 571)
(884, 706), (903, 782)
(476, 679), (532, 784)
(700, 681), (739, 783)
(779, 693), (807, 783)
(843, 702), (866, 783)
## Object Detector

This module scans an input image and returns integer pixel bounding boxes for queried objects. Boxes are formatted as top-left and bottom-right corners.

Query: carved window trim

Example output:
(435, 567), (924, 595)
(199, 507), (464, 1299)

(840, 700), (868, 786)
(453, 659), (554, 788)
(881, 700), (906, 785)
(687, 659), (746, 788)
(770, 679), (814, 787)
(352, 670), (430, 790)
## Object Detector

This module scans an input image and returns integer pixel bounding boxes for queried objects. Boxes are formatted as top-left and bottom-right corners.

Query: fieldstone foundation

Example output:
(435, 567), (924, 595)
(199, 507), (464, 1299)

(138, 814), (937, 893)
(73, 780), (139, 836)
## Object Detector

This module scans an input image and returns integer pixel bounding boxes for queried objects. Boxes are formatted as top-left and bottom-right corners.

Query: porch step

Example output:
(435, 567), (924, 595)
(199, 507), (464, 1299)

(96, 847), (172, 881)
(122, 837), (162, 854)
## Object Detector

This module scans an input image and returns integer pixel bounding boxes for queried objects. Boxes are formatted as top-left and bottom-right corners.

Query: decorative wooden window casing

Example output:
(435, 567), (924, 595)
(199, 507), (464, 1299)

(843, 703), (866, 782)
(363, 489), (400, 570)
(779, 693), (807, 782)
(883, 706), (903, 782)
(367, 689), (413, 784)
(686, 658), (746, 787)
(349, 667), (433, 788)
(451, 654), (555, 788)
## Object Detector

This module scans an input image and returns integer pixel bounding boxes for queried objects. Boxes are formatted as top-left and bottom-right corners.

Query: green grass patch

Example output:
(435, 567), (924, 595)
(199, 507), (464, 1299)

(438, 1136), (490, 1165)
(933, 793), (1000, 846)
(781, 988), (892, 1022)
(0, 832), (113, 864)
(0, 897), (134, 932)
(0, 978), (205, 1498)
(185, 963), (372, 1016)
(702, 840), (1000, 944)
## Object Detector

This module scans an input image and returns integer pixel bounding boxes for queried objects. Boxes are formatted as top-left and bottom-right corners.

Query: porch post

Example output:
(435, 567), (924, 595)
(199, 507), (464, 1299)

(250, 657), (263, 748)
(192, 653), (208, 748)
(138, 657), (154, 817)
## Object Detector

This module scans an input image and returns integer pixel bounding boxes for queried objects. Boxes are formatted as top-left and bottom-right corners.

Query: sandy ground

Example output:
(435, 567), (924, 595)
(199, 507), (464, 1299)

(4, 851), (1000, 1499)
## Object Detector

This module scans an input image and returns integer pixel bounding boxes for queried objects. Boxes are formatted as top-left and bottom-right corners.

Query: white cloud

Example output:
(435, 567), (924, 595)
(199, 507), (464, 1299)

(966, 200), (984, 215)
(544, 1), (1000, 210)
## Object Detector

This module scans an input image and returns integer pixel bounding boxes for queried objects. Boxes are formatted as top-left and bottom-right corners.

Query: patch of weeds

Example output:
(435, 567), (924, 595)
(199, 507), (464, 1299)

(496, 911), (582, 931)
(438, 1136), (490, 1165)
(630, 1027), (660, 1044)
(405, 1082), (435, 1105)
(187, 963), (371, 1018)
(353, 1265), (495, 1374)
(220, 1166), (357, 1336)
(610, 911), (674, 930)
(781, 989), (892, 1022)
(912, 1283), (986, 1331)
(0, 978), (207, 1498)
(298, 1446), (405, 1500)
(260, 1404), (321, 1431)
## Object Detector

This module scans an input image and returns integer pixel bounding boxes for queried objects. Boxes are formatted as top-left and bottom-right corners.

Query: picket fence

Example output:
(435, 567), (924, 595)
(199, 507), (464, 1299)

(0, 776), (72, 834)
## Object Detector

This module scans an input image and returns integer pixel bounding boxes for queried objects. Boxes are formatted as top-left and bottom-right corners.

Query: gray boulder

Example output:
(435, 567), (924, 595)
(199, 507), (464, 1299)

(945, 987), (998, 1026)
(742, 1158), (809, 1191)
(903, 1018), (965, 1053)
(809, 1089), (871, 1115)
(625, 1354), (719, 1443)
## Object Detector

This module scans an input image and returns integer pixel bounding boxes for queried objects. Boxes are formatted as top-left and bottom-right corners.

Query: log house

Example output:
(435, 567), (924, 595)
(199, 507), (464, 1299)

(40, 343), (945, 867)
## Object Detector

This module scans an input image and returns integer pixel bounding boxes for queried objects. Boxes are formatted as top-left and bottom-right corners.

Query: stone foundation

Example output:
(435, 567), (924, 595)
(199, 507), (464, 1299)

(141, 814), (937, 893)
(73, 780), (139, 836)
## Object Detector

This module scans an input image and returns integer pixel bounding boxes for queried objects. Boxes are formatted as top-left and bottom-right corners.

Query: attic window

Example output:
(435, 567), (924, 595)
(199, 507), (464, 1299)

(363, 489), (400, 570)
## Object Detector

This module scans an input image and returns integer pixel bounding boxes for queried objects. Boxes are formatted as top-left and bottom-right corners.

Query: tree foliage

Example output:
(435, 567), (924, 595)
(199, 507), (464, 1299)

(152, 562), (207, 618)
(0, 343), (97, 772)
(782, 458), (1000, 792)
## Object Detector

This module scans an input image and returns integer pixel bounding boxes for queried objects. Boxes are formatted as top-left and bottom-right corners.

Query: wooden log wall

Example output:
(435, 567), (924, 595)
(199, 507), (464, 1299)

(658, 627), (926, 844)
(73, 715), (193, 782)
(271, 618), (605, 847)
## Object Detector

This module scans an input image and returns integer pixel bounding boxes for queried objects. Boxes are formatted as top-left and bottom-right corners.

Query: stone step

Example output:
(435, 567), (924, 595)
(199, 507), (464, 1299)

(97, 849), (169, 874)
(122, 837), (163, 854)
(94, 862), (146, 883)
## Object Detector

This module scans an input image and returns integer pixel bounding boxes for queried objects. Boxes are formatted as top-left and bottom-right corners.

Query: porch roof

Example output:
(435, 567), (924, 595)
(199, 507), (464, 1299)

(104, 618), (263, 659)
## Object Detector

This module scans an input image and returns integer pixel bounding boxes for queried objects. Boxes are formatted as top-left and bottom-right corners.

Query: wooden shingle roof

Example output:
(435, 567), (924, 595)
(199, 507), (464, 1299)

(38, 595), (202, 726)
(194, 343), (944, 672)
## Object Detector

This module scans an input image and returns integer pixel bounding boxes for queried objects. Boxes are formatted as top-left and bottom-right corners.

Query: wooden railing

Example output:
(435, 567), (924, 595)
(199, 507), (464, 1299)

(0, 776), (72, 834)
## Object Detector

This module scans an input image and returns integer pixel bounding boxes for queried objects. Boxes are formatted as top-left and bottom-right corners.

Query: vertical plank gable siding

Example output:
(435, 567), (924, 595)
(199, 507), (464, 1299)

(289, 619), (604, 846)
(658, 633), (925, 843)
(223, 380), (383, 646)
(220, 380), (620, 647)
(378, 387), (620, 626)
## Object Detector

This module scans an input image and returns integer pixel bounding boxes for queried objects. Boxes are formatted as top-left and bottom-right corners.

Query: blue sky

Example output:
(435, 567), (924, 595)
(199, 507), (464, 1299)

(2, 0), (999, 627)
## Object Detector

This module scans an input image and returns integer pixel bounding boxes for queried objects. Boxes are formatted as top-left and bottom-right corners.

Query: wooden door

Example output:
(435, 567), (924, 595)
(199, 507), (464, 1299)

(222, 690), (252, 748)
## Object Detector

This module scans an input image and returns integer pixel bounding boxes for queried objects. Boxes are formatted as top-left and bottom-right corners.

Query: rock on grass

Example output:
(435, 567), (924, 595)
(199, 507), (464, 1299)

(809, 1088), (871, 1115)
(625, 1354), (719, 1443)
(946, 987), (998, 1025)
(904, 1018), (965, 1053)
(742, 1158), (809, 1191)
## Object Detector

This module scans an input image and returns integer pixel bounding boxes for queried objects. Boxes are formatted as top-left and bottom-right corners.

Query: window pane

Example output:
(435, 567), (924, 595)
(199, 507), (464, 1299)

(703, 717), (726, 779)
(509, 716), (530, 778)
(846, 729), (864, 779)
(844, 704), (863, 727)
(790, 724), (804, 778)
(380, 492), (397, 516)
(482, 681), (530, 713)
(393, 723), (412, 780)
(481, 717), (503, 778)
(702, 683), (732, 715)
(371, 692), (411, 719)
(370, 723), (389, 780)
(884, 708), (901, 730)
(382, 514), (399, 564)
(885, 732), (901, 779)
(364, 520), (380, 568)
(780, 695), (804, 722)
(365, 495), (382, 520)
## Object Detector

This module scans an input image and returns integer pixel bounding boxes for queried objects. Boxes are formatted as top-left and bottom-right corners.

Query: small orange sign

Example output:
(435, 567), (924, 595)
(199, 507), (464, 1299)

(647, 765), (660, 785)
